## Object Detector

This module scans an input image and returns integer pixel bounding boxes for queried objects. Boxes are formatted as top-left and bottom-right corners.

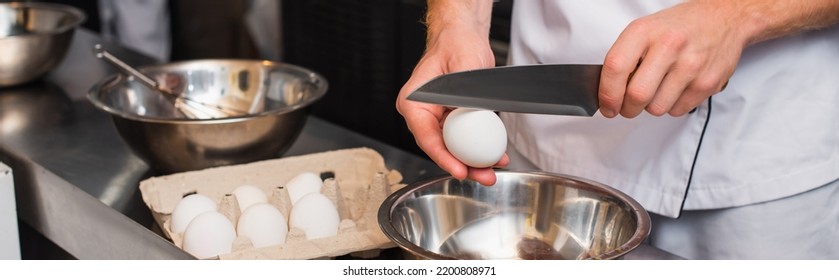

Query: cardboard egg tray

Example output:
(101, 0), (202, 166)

(139, 147), (405, 259)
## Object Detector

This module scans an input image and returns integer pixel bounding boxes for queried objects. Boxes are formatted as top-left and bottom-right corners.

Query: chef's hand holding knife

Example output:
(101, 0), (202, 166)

(600, 0), (839, 118)
(398, 0), (839, 185)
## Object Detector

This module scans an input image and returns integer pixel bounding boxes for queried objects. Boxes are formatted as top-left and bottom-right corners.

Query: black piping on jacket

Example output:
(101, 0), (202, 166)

(677, 96), (713, 218)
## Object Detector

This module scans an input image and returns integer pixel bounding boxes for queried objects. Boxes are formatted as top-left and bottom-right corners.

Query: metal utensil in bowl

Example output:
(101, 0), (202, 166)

(93, 44), (248, 119)
(378, 171), (651, 260)
(0, 2), (85, 86)
(87, 59), (328, 174)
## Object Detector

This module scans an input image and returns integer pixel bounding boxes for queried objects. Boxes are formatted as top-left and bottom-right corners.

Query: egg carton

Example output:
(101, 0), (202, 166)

(139, 147), (405, 260)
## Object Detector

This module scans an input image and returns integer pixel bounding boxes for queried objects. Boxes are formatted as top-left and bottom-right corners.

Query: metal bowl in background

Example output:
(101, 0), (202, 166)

(0, 2), (85, 86)
(88, 59), (327, 174)
(379, 171), (651, 260)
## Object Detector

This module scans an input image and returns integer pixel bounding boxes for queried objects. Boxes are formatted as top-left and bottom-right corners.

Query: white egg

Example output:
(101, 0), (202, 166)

(286, 172), (323, 205)
(443, 108), (507, 168)
(182, 211), (236, 259)
(237, 203), (288, 248)
(233, 185), (268, 213)
(170, 194), (217, 234)
(289, 192), (340, 240)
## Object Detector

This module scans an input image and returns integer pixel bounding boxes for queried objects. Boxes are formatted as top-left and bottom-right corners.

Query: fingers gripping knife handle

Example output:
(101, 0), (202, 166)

(626, 66), (729, 115)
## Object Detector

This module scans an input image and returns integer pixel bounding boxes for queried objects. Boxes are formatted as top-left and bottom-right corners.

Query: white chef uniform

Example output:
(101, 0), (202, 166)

(501, 0), (839, 259)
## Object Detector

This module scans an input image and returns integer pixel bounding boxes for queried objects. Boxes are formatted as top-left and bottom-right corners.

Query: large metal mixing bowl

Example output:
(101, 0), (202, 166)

(88, 59), (327, 174)
(379, 171), (651, 260)
(0, 2), (85, 86)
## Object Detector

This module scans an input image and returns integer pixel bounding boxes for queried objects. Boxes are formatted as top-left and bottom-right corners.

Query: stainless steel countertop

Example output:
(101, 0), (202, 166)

(0, 29), (681, 260)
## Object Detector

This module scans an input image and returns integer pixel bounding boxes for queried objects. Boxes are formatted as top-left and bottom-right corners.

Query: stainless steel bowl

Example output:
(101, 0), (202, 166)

(0, 2), (85, 86)
(88, 59), (327, 174)
(379, 171), (651, 260)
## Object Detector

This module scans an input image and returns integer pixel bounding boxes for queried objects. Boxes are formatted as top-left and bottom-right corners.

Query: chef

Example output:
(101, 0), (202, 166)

(396, 0), (839, 259)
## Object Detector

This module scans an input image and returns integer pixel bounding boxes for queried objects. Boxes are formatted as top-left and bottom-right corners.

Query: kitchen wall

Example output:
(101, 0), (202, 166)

(282, 0), (513, 158)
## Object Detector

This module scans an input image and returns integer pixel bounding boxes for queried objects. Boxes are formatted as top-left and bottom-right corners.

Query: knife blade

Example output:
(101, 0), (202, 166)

(408, 64), (602, 116)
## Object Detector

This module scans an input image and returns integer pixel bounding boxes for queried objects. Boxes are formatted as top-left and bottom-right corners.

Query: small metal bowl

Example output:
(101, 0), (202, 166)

(88, 59), (327, 174)
(379, 171), (650, 260)
(0, 2), (85, 86)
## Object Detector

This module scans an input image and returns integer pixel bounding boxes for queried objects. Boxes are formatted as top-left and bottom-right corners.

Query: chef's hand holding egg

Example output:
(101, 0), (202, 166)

(443, 108), (507, 168)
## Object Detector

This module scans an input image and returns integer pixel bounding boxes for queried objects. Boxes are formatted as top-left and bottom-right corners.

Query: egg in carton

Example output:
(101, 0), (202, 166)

(139, 147), (405, 259)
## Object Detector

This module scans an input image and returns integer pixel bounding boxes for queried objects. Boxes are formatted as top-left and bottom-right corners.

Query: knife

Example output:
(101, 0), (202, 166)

(408, 64), (602, 116)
